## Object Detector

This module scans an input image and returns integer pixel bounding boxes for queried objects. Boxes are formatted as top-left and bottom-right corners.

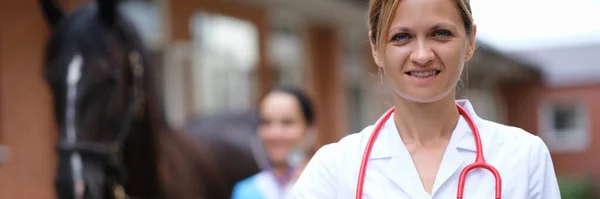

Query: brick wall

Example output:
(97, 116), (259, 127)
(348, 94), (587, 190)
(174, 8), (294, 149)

(502, 80), (600, 195)
(0, 0), (58, 198)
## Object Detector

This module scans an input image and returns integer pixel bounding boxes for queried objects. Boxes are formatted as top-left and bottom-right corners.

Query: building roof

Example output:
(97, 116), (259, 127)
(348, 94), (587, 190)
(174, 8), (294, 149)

(508, 44), (600, 87)
(470, 0), (600, 86)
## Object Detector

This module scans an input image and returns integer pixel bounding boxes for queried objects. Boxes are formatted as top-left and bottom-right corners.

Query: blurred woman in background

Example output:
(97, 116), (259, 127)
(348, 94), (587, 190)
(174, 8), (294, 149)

(231, 86), (317, 199)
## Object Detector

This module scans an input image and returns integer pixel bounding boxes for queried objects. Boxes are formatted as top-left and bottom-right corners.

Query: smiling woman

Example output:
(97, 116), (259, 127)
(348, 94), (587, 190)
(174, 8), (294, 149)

(369, 0), (474, 104)
(293, 0), (561, 198)
(231, 86), (317, 199)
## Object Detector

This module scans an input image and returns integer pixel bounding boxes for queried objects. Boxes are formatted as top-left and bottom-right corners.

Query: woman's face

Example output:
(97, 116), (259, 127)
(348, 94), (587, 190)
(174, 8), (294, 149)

(372, 0), (476, 103)
(258, 92), (309, 166)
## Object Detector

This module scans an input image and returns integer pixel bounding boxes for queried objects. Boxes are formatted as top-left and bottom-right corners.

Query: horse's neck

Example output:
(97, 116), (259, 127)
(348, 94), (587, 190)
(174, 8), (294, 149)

(153, 125), (230, 199)
(122, 118), (160, 198)
(123, 95), (228, 198)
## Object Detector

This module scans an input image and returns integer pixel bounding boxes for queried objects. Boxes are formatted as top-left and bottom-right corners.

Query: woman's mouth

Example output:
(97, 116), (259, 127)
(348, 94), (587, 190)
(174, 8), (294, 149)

(406, 70), (441, 78)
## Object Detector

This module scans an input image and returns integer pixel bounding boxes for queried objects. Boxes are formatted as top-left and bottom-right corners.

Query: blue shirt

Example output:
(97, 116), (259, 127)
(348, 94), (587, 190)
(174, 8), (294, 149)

(231, 170), (296, 199)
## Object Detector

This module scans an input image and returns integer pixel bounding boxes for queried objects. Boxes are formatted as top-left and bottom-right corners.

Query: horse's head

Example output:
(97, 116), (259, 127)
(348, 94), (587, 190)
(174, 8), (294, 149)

(40, 0), (148, 198)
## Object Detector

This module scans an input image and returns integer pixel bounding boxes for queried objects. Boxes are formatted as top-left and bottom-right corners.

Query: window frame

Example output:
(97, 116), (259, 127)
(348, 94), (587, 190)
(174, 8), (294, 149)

(538, 98), (591, 153)
(190, 11), (260, 116)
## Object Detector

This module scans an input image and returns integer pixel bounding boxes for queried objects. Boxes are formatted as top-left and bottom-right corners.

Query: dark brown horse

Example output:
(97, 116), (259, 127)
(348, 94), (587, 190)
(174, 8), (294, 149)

(39, 0), (260, 198)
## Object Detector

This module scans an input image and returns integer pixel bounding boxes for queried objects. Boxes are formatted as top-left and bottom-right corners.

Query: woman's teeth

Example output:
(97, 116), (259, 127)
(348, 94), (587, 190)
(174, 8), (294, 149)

(409, 71), (439, 78)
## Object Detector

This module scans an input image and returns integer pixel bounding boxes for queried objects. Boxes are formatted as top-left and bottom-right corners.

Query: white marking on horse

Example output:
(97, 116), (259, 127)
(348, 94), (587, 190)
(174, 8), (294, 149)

(66, 54), (85, 199)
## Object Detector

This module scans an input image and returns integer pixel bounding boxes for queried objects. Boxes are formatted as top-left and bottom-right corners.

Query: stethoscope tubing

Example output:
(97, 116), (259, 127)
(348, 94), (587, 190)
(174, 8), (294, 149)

(355, 103), (502, 199)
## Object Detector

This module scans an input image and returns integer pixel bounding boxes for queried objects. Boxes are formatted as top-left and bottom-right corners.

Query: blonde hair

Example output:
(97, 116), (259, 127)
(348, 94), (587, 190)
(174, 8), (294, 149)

(369, 0), (474, 51)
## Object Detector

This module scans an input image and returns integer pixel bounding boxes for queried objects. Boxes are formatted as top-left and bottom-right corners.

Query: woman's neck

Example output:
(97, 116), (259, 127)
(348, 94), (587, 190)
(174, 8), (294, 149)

(272, 164), (290, 178)
(392, 93), (460, 148)
(272, 164), (289, 176)
(271, 164), (292, 184)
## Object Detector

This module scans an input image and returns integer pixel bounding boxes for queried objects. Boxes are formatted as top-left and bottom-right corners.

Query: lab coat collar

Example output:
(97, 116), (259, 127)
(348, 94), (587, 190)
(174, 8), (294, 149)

(453, 99), (485, 152)
(368, 99), (483, 159)
(366, 99), (486, 197)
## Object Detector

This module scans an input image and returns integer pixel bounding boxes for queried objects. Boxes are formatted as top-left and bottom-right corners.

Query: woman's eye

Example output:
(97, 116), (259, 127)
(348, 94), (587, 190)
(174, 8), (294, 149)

(259, 119), (269, 125)
(390, 33), (410, 42)
(433, 30), (452, 37)
(282, 119), (294, 126)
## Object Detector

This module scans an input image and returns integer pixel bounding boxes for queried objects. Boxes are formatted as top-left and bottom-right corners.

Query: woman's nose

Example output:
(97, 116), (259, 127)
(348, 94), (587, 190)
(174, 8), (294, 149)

(409, 41), (435, 65)
(264, 124), (285, 135)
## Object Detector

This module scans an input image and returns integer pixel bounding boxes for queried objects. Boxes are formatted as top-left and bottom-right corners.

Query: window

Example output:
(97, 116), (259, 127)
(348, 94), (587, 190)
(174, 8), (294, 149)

(538, 99), (590, 153)
(190, 12), (259, 116)
(344, 41), (387, 134)
(269, 27), (305, 87)
(122, 0), (163, 50)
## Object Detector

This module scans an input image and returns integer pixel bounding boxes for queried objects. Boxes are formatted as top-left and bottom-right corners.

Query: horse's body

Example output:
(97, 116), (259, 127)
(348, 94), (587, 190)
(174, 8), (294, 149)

(39, 0), (260, 198)
(184, 110), (265, 194)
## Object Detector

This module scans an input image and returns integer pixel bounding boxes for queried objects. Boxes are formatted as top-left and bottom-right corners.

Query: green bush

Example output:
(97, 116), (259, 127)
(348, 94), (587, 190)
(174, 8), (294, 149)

(558, 176), (597, 199)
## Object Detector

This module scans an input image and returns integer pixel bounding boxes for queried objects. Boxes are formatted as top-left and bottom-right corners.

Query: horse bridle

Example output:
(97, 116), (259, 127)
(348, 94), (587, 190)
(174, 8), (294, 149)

(56, 49), (146, 199)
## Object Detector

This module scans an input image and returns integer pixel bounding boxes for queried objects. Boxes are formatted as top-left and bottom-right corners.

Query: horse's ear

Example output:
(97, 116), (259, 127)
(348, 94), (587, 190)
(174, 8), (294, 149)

(39, 0), (64, 28)
(97, 0), (119, 26)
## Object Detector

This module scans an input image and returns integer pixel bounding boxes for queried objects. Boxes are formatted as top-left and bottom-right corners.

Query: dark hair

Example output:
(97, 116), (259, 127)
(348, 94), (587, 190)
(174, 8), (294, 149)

(265, 86), (315, 126)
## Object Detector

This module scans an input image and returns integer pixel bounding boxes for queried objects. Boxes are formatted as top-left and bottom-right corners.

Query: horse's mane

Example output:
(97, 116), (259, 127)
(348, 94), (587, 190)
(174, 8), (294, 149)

(113, 6), (229, 199)
(45, 3), (229, 198)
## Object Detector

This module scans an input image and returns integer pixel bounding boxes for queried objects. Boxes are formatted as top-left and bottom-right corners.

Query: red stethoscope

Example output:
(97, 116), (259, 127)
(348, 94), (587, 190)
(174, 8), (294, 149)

(356, 103), (502, 199)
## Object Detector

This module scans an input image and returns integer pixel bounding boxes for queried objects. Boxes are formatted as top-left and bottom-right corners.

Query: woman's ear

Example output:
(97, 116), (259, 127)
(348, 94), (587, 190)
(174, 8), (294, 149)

(465, 25), (477, 61)
(369, 31), (383, 68)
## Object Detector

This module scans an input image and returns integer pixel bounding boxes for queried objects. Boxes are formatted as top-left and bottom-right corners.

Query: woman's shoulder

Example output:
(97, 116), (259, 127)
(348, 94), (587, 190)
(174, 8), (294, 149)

(315, 124), (377, 158)
(231, 173), (263, 199)
(304, 124), (378, 175)
(477, 118), (551, 162)
(479, 118), (544, 146)
(478, 118), (558, 190)
(293, 125), (377, 197)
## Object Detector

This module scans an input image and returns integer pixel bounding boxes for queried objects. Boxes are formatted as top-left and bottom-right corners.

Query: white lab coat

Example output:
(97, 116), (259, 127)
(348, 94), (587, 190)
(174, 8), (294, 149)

(293, 100), (561, 199)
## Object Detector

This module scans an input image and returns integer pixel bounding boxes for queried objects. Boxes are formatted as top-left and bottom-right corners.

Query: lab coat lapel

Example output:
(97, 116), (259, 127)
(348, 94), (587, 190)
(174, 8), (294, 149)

(368, 100), (488, 198)
(433, 100), (490, 195)
(388, 136), (423, 197)
(431, 115), (470, 194)
(370, 115), (423, 197)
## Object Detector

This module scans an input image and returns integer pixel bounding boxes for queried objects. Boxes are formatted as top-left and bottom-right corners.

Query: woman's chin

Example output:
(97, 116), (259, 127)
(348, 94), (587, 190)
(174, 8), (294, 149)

(394, 88), (453, 104)
(268, 154), (289, 165)
(269, 159), (289, 167)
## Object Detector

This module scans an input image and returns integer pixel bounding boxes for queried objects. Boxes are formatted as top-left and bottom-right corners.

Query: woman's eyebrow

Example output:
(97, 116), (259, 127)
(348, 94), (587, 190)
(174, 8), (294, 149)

(388, 26), (411, 34)
(431, 23), (459, 31)
(388, 22), (460, 34)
